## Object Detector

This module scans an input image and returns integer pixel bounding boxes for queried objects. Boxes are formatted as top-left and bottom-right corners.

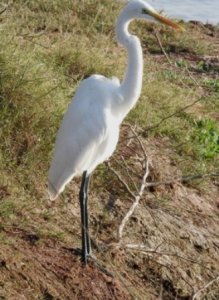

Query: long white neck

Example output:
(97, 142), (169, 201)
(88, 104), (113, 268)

(116, 9), (143, 118)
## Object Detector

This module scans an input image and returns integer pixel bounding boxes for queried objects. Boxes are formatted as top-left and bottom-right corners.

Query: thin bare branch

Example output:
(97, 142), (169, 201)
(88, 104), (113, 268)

(153, 30), (200, 88)
(192, 275), (219, 300)
(142, 254), (195, 293)
(154, 31), (172, 65)
(120, 156), (139, 192)
(129, 125), (148, 163)
(144, 95), (206, 132)
(124, 245), (202, 263)
(0, 3), (9, 16)
(120, 93), (206, 140)
(118, 130), (150, 240)
(106, 162), (135, 198)
(146, 172), (219, 188)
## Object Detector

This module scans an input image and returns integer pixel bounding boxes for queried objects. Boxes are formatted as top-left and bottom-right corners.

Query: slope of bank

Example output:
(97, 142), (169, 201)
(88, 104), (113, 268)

(0, 1), (218, 299)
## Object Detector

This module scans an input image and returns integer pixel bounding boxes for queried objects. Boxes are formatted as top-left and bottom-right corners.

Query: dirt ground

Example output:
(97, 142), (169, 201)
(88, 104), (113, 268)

(0, 229), (132, 300)
(1, 127), (218, 299)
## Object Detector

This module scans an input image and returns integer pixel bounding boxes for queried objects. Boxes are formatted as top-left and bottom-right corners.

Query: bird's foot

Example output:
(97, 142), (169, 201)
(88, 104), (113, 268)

(62, 247), (113, 277)
(87, 254), (113, 278)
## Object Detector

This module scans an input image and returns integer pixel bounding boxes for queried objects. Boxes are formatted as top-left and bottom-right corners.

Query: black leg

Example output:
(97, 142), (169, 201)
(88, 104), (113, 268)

(79, 171), (88, 264)
(84, 173), (91, 255)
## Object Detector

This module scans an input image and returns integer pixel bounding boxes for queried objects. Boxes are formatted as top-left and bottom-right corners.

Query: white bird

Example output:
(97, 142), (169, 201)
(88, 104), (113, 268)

(48, 0), (183, 264)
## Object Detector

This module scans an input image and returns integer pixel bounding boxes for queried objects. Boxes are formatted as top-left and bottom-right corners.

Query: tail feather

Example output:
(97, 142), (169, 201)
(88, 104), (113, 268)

(48, 181), (60, 201)
(48, 170), (76, 201)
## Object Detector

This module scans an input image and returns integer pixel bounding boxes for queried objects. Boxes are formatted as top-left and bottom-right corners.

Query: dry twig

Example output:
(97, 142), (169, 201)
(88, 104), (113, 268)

(145, 172), (219, 188)
(0, 4), (8, 15)
(118, 127), (150, 240)
(106, 161), (135, 199)
(154, 30), (172, 65)
(153, 30), (200, 87)
(122, 244), (214, 271)
(192, 275), (219, 300)
(144, 95), (206, 133)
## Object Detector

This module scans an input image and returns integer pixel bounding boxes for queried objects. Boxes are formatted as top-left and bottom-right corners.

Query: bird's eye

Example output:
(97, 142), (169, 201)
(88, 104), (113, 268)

(142, 8), (148, 14)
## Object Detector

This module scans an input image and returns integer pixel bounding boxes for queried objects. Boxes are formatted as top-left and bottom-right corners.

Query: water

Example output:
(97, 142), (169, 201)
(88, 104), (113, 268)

(148, 0), (219, 25)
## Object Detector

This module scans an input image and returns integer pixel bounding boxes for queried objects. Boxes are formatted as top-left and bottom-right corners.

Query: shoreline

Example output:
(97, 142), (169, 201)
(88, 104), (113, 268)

(182, 19), (219, 27)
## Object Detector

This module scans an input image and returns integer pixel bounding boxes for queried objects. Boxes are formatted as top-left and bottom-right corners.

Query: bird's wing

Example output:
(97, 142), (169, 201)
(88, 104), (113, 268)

(48, 76), (112, 198)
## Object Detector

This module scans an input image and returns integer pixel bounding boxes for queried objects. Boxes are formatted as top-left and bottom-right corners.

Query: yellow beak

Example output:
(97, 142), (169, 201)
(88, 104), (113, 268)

(149, 10), (185, 32)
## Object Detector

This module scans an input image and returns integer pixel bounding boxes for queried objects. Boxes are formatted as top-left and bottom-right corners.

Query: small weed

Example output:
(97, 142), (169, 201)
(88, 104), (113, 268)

(42, 210), (51, 221)
(0, 201), (16, 219)
(196, 60), (210, 72)
(191, 119), (219, 159)
(195, 60), (219, 73)
(175, 58), (188, 68)
(0, 233), (15, 246)
(204, 78), (219, 92)
(161, 70), (179, 81)
(40, 230), (65, 241)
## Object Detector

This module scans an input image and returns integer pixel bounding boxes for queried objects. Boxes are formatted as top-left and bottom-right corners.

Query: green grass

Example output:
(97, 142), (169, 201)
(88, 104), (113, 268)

(0, 0), (218, 236)
(191, 118), (219, 159)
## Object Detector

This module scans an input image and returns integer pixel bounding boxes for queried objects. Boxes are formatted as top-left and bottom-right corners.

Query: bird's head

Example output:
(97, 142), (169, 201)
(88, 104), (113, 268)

(123, 0), (184, 31)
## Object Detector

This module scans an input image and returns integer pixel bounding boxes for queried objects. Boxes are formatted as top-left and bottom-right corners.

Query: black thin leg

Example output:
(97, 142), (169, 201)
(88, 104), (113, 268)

(84, 173), (91, 255)
(79, 171), (87, 264)
(79, 171), (91, 264)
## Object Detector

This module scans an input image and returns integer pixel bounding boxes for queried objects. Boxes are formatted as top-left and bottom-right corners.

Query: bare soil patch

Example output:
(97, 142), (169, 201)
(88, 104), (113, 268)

(0, 229), (131, 300)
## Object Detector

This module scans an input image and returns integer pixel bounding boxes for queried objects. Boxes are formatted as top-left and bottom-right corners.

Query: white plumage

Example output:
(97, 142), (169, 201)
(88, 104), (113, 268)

(48, 75), (121, 199)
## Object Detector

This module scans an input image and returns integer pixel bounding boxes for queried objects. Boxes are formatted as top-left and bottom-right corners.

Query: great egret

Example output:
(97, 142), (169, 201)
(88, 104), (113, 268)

(48, 0), (183, 264)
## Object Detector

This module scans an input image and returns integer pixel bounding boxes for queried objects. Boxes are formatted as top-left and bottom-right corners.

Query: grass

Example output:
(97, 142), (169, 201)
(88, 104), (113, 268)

(191, 118), (219, 159)
(0, 1), (219, 299)
(0, 0), (218, 232)
(0, 0), (218, 236)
